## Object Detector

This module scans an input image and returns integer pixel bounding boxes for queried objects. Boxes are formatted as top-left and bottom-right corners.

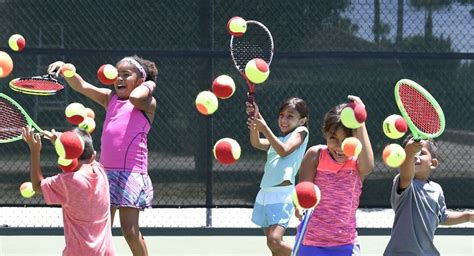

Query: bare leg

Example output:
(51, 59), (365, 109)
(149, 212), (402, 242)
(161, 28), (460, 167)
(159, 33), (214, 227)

(264, 225), (292, 256)
(119, 207), (148, 256)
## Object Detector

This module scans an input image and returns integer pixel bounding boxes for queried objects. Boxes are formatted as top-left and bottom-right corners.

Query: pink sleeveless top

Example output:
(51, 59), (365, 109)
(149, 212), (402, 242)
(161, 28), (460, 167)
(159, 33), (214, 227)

(303, 146), (362, 247)
(100, 94), (151, 173)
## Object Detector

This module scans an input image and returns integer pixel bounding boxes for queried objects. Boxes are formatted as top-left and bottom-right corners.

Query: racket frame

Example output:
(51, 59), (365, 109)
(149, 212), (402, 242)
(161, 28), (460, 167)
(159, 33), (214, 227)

(9, 74), (64, 96)
(292, 208), (313, 256)
(0, 93), (44, 143)
(394, 79), (445, 140)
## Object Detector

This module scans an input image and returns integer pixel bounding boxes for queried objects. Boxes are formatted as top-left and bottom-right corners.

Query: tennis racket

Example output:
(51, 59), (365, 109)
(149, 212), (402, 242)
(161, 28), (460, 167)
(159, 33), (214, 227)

(394, 79), (445, 141)
(230, 20), (274, 117)
(292, 209), (313, 256)
(0, 93), (48, 143)
(9, 74), (64, 96)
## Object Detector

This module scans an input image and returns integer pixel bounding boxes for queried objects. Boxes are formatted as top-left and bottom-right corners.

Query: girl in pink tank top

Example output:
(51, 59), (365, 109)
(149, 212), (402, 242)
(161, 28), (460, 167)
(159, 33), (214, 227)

(293, 95), (374, 256)
(48, 56), (158, 256)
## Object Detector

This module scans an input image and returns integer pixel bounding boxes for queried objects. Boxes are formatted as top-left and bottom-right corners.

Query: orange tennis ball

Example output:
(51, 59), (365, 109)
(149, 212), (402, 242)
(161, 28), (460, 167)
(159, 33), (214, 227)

(213, 138), (241, 165)
(245, 58), (270, 84)
(226, 16), (247, 37)
(383, 144), (406, 168)
(85, 107), (95, 119)
(292, 182), (321, 209)
(60, 63), (76, 78)
(55, 131), (85, 159)
(0, 51), (14, 78)
(212, 75), (235, 99)
(340, 102), (367, 129)
(8, 34), (26, 52)
(78, 117), (96, 133)
(57, 157), (79, 173)
(341, 137), (362, 157)
(97, 64), (118, 85)
(383, 114), (408, 139)
(195, 91), (218, 115)
(19, 182), (35, 198)
(65, 102), (86, 125)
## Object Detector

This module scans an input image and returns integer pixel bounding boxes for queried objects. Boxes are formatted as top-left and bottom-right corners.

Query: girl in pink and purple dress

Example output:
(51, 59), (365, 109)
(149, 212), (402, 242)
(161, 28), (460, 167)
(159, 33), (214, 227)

(294, 95), (374, 256)
(48, 56), (158, 256)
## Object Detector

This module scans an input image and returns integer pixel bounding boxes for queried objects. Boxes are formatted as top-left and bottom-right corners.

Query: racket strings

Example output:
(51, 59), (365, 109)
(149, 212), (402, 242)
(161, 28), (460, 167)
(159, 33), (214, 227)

(14, 78), (63, 91)
(231, 23), (273, 72)
(399, 85), (441, 134)
(0, 100), (28, 140)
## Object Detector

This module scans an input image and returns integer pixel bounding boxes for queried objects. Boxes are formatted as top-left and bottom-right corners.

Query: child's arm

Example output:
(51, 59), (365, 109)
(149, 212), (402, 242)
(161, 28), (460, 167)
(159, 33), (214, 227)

(298, 145), (321, 183)
(246, 102), (270, 151)
(21, 127), (44, 194)
(48, 61), (111, 108)
(348, 95), (374, 177)
(441, 211), (474, 225)
(399, 138), (422, 190)
(129, 81), (157, 120)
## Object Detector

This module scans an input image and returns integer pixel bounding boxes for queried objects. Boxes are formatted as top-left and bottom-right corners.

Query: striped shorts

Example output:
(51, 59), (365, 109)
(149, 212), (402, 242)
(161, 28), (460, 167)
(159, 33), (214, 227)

(106, 170), (154, 210)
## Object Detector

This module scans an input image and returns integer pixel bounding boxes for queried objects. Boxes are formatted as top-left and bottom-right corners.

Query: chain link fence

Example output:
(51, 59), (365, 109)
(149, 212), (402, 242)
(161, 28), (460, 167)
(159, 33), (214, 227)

(0, 0), (473, 226)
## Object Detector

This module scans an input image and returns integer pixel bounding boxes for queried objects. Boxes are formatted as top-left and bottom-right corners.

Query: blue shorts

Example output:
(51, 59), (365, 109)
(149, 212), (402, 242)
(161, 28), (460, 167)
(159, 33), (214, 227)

(251, 185), (294, 228)
(295, 243), (361, 256)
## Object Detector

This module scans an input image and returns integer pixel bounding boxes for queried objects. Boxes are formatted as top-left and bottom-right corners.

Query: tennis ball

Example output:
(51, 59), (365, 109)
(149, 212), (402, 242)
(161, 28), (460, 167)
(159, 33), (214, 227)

(0, 51), (14, 78)
(60, 63), (76, 78)
(78, 117), (96, 133)
(213, 138), (241, 165)
(212, 75), (235, 99)
(245, 58), (270, 84)
(8, 34), (26, 52)
(340, 102), (367, 129)
(57, 157), (79, 173)
(383, 114), (408, 139)
(195, 91), (218, 115)
(65, 102), (86, 125)
(383, 144), (406, 168)
(55, 131), (85, 159)
(292, 182), (321, 209)
(19, 182), (35, 199)
(97, 64), (118, 85)
(85, 107), (95, 119)
(226, 16), (247, 37)
(341, 137), (362, 157)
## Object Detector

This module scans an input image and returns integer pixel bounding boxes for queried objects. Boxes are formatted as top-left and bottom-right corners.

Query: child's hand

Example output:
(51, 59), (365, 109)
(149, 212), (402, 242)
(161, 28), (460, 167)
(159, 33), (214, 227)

(295, 207), (304, 221)
(253, 112), (268, 132)
(43, 129), (61, 145)
(22, 127), (42, 153)
(245, 101), (255, 117)
(47, 61), (66, 76)
(348, 95), (365, 108)
(404, 138), (422, 156)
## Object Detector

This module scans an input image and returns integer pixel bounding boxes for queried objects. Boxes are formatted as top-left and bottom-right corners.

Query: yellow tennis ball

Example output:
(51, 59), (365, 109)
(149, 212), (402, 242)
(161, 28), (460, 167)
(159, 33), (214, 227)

(103, 64), (118, 80)
(383, 144), (406, 168)
(226, 16), (247, 37)
(341, 137), (362, 157)
(383, 114), (408, 139)
(0, 51), (14, 78)
(65, 102), (86, 125)
(78, 117), (96, 133)
(8, 34), (26, 52)
(19, 182), (35, 198)
(245, 58), (270, 84)
(60, 63), (76, 78)
(195, 91), (218, 115)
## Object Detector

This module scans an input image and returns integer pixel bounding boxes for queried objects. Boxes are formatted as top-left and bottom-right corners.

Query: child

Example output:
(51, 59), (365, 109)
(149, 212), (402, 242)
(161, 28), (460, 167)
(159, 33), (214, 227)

(246, 97), (310, 256)
(22, 127), (116, 256)
(48, 56), (158, 256)
(294, 95), (374, 256)
(384, 136), (474, 255)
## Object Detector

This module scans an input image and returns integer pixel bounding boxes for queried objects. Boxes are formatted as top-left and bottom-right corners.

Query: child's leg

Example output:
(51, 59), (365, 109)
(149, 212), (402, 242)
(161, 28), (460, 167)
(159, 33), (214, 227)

(119, 207), (148, 256)
(110, 206), (117, 226)
(264, 224), (292, 256)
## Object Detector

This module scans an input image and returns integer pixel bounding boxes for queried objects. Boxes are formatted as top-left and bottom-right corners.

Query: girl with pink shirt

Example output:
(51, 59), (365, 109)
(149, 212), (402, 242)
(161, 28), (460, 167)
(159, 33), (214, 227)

(293, 95), (374, 256)
(48, 56), (158, 256)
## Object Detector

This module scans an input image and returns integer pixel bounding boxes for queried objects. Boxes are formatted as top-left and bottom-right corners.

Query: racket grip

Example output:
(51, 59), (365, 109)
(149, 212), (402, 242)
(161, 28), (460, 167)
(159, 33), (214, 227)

(247, 92), (256, 118)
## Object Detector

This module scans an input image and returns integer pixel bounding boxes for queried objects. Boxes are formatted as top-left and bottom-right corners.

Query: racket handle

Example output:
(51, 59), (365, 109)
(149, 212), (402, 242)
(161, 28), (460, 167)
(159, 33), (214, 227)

(247, 92), (256, 118)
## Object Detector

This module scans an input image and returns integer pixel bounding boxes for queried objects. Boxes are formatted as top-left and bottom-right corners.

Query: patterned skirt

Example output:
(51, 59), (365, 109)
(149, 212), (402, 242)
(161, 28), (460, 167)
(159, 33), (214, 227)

(106, 170), (153, 210)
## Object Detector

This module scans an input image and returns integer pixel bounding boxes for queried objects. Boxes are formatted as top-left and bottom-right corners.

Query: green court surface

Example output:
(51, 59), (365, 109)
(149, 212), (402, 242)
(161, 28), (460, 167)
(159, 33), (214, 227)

(0, 235), (473, 255)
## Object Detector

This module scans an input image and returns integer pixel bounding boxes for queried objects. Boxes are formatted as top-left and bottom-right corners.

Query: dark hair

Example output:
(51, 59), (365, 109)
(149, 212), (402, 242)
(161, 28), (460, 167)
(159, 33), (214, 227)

(402, 134), (439, 159)
(278, 97), (309, 127)
(72, 128), (94, 161)
(118, 55), (159, 82)
(322, 103), (352, 138)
